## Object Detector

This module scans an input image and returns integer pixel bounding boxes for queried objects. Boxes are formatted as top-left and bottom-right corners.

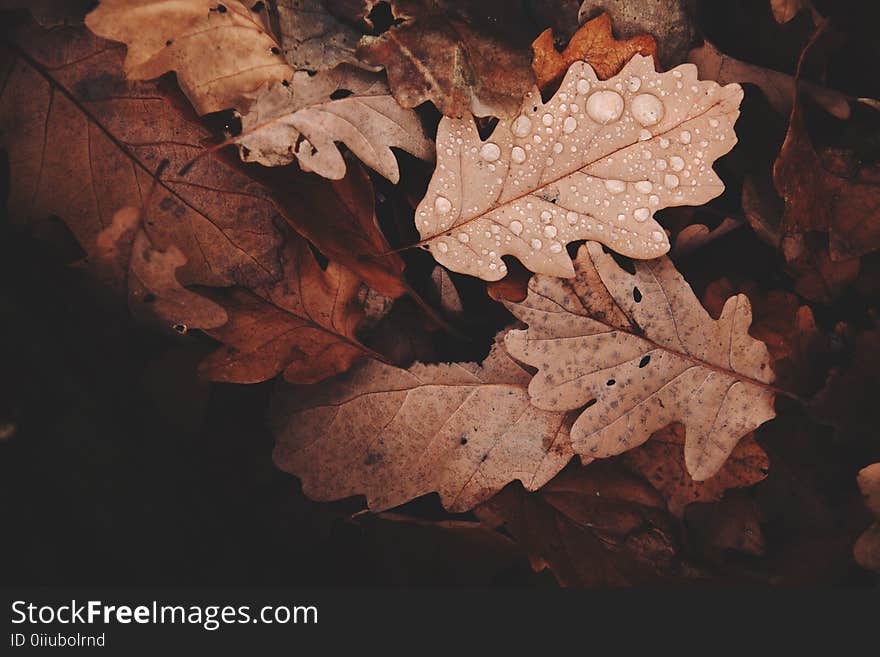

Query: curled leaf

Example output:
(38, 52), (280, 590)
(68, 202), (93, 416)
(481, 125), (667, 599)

(237, 66), (433, 182)
(85, 0), (293, 114)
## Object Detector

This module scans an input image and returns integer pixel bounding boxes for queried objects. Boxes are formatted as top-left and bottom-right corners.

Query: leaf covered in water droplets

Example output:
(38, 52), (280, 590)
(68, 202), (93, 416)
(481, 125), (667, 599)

(504, 243), (777, 480)
(414, 55), (743, 281)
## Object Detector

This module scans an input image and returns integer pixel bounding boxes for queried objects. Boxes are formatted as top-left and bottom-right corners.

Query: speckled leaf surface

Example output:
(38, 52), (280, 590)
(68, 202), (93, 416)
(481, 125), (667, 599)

(504, 243), (776, 480)
(415, 55), (742, 281)
(272, 343), (575, 512)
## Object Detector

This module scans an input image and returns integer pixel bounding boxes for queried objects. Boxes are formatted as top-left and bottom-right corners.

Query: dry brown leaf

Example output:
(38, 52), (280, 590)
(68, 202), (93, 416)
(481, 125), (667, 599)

(475, 461), (678, 587)
(415, 55), (742, 280)
(687, 41), (851, 120)
(0, 0), (93, 25)
(252, 156), (408, 298)
(577, 0), (695, 68)
(504, 242), (777, 480)
(672, 217), (743, 256)
(855, 463), (880, 572)
(773, 94), (880, 261)
(344, 0), (536, 118)
(531, 13), (657, 91)
(199, 235), (370, 384)
(0, 24), (285, 292)
(276, 0), (369, 72)
(237, 65), (432, 182)
(271, 342), (575, 512)
(85, 0), (293, 114)
(622, 423), (769, 517)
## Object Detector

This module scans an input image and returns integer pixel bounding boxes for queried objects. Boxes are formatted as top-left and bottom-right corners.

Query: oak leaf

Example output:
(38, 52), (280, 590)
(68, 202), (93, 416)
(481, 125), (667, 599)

(271, 342), (575, 512)
(199, 235), (372, 384)
(276, 0), (369, 72)
(475, 461), (678, 587)
(504, 242), (777, 480)
(341, 0), (537, 118)
(415, 55), (742, 281)
(0, 24), (284, 292)
(237, 65), (433, 182)
(531, 13), (657, 91)
(855, 463), (880, 573)
(622, 423), (769, 517)
(85, 0), (293, 114)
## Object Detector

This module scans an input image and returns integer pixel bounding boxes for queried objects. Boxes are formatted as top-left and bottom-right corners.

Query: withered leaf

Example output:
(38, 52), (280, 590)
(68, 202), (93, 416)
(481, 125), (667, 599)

(276, 0), (369, 72)
(95, 206), (229, 331)
(271, 342), (575, 512)
(0, 23), (284, 292)
(255, 156), (408, 298)
(475, 461), (678, 587)
(531, 13), (657, 91)
(672, 217), (743, 257)
(688, 41), (851, 121)
(199, 235), (371, 384)
(237, 65), (433, 182)
(85, 0), (293, 114)
(622, 423), (769, 517)
(346, 0), (536, 118)
(855, 463), (880, 572)
(415, 55), (742, 280)
(504, 243), (777, 480)
(773, 94), (880, 261)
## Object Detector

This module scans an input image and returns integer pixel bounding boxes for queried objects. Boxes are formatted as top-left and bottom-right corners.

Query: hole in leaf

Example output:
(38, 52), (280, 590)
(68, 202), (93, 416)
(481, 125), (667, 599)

(251, 1), (264, 12)
(270, 46), (280, 55)
(368, 2), (404, 35)
(639, 355), (651, 368)
(633, 286), (642, 302)
(475, 116), (499, 140)
(215, 4), (227, 13)
(173, 323), (187, 334)
(460, 437), (468, 445)
(143, 293), (156, 304)
(606, 379), (616, 386)
(329, 88), (353, 100)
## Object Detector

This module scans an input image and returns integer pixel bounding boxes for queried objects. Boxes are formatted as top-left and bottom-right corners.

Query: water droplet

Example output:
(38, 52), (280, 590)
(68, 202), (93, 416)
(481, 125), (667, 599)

(664, 173), (680, 188)
(511, 146), (526, 164)
(626, 76), (642, 92)
(530, 238), (543, 249)
(512, 115), (532, 137)
(436, 241), (448, 253)
(576, 78), (590, 95)
(652, 230), (665, 242)
(634, 207), (650, 222)
(549, 242), (563, 253)
(672, 70), (682, 79)
(709, 118), (719, 128)
(509, 220), (523, 235)
(434, 196), (451, 214)
(639, 129), (651, 141)
(586, 90), (624, 124)
(649, 194), (660, 205)
(617, 213), (626, 222)
(604, 179), (626, 194)
(659, 137), (670, 149)
(635, 181), (653, 194)
(457, 233), (469, 243)
(679, 130), (692, 144)
(542, 113), (554, 126)
(566, 211), (578, 224)
(656, 158), (667, 170)
(563, 116), (578, 133)
(669, 155), (685, 171)
(570, 103), (579, 113)
(642, 150), (652, 160)
(543, 225), (557, 238)
(553, 142), (564, 154)
(480, 142), (500, 162)
(540, 210), (552, 222)
(631, 94), (664, 126)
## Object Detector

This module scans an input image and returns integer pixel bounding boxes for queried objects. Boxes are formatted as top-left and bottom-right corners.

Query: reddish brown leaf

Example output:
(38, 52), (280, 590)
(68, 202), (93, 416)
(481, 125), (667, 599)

(476, 461), (678, 587)
(531, 13), (657, 91)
